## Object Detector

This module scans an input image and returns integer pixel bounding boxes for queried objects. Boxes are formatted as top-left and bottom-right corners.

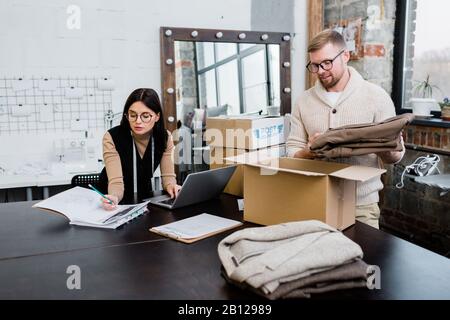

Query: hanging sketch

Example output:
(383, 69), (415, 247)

(0, 77), (114, 135)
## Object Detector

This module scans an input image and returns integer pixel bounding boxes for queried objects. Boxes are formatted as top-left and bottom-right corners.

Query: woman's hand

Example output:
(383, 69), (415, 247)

(101, 194), (119, 211)
(166, 183), (182, 199)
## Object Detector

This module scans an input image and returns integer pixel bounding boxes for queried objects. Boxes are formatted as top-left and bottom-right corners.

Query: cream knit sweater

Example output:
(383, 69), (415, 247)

(287, 67), (401, 205)
(218, 220), (363, 294)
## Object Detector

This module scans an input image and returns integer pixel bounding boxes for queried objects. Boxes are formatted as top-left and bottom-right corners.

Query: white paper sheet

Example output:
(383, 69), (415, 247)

(70, 118), (88, 131)
(12, 79), (33, 91)
(11, 104), (33, 117)
(33, 187), (149, 229)
(97, 78), (115, 90)
(237, 199), (244, 211)
(39, 104), (53, 122)
(38, 79), (58, 91)
(65, 87), (84, 99)
(153, 213), (241, 239)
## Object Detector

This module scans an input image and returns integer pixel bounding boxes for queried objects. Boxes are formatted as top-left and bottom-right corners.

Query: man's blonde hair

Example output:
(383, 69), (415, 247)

(308, 29), (346, 53)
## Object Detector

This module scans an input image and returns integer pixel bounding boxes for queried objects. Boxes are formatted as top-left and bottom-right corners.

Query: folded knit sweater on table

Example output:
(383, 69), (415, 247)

(217, 220), (364, 294)
(221, 259), (369, 299)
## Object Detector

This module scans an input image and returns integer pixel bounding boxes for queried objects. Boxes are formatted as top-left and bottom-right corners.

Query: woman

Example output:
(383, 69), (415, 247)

(99, 88), (181, 210)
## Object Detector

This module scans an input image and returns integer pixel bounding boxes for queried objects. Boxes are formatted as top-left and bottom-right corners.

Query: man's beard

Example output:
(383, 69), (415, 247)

(319, 70), (344, 89)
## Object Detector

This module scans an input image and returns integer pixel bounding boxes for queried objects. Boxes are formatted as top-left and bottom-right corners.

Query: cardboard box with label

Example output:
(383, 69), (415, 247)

(206, 115), (285, 150)
(210, 145), (286, 197)
(228, 156), (385, 230)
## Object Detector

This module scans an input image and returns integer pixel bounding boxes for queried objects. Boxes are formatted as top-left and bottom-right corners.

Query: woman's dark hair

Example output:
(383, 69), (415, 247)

(120, 88), (168, 151)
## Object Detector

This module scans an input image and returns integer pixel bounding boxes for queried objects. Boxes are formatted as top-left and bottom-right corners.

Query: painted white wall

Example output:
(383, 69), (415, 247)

(0, 0), (308, 181)
(0, 0), (253, 174)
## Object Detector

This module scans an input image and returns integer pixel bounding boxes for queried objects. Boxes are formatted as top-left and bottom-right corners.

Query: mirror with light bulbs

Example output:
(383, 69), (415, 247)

(160, 27), (292, 132)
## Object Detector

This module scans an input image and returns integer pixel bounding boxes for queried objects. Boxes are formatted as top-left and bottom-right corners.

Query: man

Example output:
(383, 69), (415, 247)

(286, 29), (404, 229)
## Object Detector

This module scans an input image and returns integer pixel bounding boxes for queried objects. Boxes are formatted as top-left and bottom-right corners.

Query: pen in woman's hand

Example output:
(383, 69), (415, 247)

(88, 184), (113, 205)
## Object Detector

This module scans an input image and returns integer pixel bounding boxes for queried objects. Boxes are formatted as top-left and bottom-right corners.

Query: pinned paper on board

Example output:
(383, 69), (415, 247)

(39, 104), (54, 122)
(0, 97), (7, 115)
(0, 76), (112, 134)
(11, 104), (33, 117)
(38, 79), (59, 91)
(65, 87), (84, 99)
(97, 78), (115, 91)
(12, 78), (33, 91)
(70, 118), (89, 131)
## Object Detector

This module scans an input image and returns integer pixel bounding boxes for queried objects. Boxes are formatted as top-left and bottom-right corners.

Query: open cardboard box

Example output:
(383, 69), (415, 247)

(210, 145), (286, 197)
(226, 156), (386, 230)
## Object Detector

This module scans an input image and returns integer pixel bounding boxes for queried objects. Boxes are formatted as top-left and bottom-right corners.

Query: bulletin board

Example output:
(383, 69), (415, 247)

(0, 77), (114, 135)
(328, 18), (364, 60)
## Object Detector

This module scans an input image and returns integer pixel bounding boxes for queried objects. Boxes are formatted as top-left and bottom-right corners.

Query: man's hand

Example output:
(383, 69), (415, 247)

(293, 133), (321, 159)
(377, 133), (404, 164)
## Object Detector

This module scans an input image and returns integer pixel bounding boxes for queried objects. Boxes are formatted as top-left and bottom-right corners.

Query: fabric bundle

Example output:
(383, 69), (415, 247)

(218, 220), (369, 299)
(309, 113), (415, 158)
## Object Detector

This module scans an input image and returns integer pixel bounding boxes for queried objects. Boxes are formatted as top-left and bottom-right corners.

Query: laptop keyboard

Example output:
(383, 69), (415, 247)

(159, 198), (175, 205)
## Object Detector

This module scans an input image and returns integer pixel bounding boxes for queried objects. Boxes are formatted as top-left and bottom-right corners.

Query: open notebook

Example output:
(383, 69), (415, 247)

(32, 186), (149, 229)
(150, 213), (242, 243)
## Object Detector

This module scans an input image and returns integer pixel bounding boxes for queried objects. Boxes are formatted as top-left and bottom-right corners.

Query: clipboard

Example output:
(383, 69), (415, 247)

(149, 213), (242, 244)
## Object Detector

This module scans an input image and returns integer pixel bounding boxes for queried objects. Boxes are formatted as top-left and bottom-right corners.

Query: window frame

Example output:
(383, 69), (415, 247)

(392, 0), (443, 118)
(196, 43), (275, 114)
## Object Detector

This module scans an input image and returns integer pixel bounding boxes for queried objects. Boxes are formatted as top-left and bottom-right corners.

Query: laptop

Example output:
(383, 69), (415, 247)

(148, 165), (237, 209)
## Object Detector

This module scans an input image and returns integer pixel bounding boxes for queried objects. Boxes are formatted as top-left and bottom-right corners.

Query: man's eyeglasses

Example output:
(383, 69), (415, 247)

(125, 112), (155, 123)
(306, 49), (345, 73)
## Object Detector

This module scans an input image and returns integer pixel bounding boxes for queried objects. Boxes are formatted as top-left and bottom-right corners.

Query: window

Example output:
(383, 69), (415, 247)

(393, 0), (450, 114)
(196, 42), (279, 115)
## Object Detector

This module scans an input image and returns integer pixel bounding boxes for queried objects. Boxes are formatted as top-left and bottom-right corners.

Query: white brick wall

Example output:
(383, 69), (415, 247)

(0, 0), (254, 160)
(0, 0), (253, 111)
(0, 0), (309, 188)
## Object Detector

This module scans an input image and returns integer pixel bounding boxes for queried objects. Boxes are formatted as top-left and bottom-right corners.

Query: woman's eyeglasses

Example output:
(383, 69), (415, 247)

(125, 112), (155, 123)
(306, 49), (345, 73)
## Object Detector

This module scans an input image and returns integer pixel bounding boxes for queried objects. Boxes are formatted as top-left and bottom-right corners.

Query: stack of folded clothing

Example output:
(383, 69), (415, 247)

(310, 113), (415, 158)
(218, 220), (369, 299)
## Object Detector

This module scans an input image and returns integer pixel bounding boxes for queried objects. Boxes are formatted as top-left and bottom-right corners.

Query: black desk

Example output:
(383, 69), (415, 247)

(0, 194), (449, 299)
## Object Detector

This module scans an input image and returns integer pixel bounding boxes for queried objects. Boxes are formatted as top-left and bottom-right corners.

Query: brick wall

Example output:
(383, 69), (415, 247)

(324, 0), (397, 94)
(381, 125), (449, 257)
(175, 41), (198, 126)
(404, 125), (450, 151)
(381, 157), (450, 257)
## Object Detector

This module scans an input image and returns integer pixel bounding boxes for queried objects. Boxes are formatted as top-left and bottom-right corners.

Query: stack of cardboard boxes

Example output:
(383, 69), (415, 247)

(206, 115), (288, 197)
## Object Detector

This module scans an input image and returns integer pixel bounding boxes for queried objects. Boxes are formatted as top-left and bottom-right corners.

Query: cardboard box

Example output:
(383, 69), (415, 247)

(205, 115), (285, 150)
(210, 147), (246, 197)
(210, 145), (286, 197)
(228, 156), (385, 230)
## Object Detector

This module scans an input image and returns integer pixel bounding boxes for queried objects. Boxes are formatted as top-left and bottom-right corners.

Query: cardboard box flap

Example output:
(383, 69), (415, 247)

(225, 154), (327, 177)
(210, 114), (273, 120)
(249, 163), (327, 177)
(330, 166), (386, 182)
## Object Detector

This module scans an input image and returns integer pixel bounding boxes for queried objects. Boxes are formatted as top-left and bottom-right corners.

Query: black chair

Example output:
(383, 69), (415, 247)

(71, 173), (101, 189)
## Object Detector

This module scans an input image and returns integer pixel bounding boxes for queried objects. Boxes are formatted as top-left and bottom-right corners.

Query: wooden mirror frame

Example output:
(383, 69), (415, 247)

(160, 26), (292, 132)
